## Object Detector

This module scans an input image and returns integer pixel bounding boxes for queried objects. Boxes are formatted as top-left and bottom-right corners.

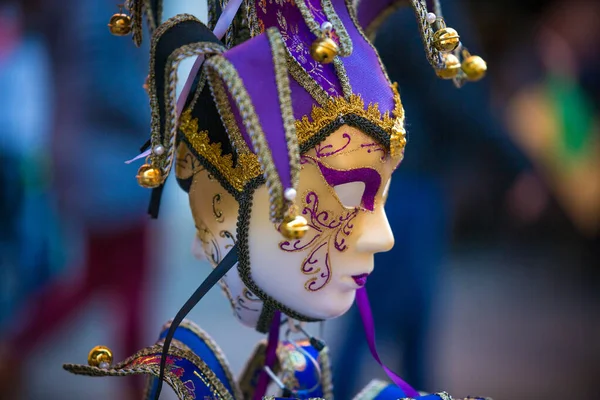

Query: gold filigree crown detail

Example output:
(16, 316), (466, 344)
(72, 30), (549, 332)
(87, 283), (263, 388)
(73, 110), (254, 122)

(178, 83), (406, 191)
(178, 109), (262, 192)
(295, 83), (405, 146)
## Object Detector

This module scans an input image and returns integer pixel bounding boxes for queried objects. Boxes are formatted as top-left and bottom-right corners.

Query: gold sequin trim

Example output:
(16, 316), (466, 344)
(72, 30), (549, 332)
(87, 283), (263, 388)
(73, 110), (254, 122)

(295, 83), (404, 147)
(179, 109), (262, 192)
(322, 0), (353, 57)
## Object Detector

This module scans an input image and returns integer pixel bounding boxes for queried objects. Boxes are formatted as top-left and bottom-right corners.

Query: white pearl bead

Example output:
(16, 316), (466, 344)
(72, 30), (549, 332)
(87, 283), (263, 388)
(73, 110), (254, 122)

(321, 21), (333, 32)
(426, 12), (437, 24)
(99, 362), (110, 369)
(284, 188), (297, 201)
(153, 145), (165, 156)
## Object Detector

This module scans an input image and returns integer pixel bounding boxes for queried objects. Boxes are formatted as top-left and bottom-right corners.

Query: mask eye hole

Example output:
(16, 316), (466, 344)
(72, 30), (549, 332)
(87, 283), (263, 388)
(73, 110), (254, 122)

(333, 181), (366, 209)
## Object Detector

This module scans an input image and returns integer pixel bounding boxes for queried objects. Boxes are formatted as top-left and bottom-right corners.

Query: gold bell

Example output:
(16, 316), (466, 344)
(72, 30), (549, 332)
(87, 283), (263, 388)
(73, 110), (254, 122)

(280, 215), (309, 240)
(433, 22), (460, 53)
(136, 163), (163, 188)
(108, 5), (132, 36)
(310, 36), (339, 64)
(461, 55), (487, 81)
(435, 53), (461, 79)
(88, 346), (113, 368)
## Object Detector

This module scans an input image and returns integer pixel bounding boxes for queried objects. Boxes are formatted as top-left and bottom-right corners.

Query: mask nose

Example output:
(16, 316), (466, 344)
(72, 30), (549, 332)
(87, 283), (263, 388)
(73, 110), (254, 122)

(355, 207), (394, 254)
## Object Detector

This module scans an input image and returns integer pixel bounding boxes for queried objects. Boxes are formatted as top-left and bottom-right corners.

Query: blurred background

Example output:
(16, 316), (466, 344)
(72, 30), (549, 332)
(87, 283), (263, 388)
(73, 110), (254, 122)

(0, 0), (598, 399)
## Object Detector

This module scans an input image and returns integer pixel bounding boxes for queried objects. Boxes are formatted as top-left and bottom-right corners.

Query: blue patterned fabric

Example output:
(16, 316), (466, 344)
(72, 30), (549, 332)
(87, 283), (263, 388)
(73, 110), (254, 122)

(278, 340), (325, 399)
(145, 322), (235, 399)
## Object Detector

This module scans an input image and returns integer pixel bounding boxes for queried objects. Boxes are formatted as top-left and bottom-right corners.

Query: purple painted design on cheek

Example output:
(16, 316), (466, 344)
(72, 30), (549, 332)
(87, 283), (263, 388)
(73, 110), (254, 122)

(279, 191), (358, 292)
(314, 159), (382, 211)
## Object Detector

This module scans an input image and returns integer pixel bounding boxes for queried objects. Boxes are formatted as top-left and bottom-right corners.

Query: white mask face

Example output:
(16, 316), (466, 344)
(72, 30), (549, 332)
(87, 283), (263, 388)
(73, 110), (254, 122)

(186, 125), (399, 325)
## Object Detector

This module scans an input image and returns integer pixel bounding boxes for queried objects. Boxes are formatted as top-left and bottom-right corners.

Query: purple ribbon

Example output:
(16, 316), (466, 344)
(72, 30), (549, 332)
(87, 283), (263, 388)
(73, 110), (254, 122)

(253, 310), (281, 400)
(356, 286), (420, 398)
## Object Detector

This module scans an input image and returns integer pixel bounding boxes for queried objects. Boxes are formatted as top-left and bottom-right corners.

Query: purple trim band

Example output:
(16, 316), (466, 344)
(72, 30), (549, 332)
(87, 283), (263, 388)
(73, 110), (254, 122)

(253, 311), (281, 400)
(356, 287), (420, 398)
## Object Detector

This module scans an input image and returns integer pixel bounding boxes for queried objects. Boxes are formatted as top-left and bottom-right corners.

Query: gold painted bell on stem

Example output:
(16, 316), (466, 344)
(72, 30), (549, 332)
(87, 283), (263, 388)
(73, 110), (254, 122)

(108, 6), (132, 36)
(462, 55), (487, 81)
(433, 27), (460, 53)
(280, 215), (309, 240)
(435, 53), (461, 79)
(136, 164), (163, 188)
(310, 36), (338, 64)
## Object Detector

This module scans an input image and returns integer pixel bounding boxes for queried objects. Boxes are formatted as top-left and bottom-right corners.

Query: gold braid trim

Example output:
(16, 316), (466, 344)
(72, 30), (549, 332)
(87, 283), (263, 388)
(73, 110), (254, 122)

(286, 50), (332, 106)
(179, 109), (262, 192)
(207, 62), (253, 157)
(269, 29), (301, 217)
(352, 379), (388, 400)
(147, 14), (226, 182)
(318, 346), (334, 400)
(159, 320), (243, 400)
(130, 0), (144, 47)
(333, 56), (352, 99)
(64, 344), (234, 400)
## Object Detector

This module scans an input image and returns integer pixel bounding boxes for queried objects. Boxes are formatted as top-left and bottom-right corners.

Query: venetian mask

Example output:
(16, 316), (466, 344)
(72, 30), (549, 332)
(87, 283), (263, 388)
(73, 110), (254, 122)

(184, 122), (402, 328)
(137, 0), (479, 333)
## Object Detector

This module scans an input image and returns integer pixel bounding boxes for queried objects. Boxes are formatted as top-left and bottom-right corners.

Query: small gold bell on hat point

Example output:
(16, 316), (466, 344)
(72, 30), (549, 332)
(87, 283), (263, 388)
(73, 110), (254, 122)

(436, 53), (461, 79)
(136, 164), (163, 188)
(108, 5), (132, 36)
(310, 37), (338, 64)
(462, 55), (487, 81)
(280, 215), (309, 240)
(88, 346), (113, 368)
(433, 27), (460, 53)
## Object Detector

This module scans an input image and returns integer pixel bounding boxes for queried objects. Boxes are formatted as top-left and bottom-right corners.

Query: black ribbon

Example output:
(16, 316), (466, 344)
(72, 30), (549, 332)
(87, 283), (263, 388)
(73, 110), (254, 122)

(153, 244), (239, 400)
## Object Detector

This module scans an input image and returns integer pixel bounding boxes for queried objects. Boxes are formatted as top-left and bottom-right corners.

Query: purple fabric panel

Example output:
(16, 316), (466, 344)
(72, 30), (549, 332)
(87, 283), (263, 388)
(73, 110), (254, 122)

(254, 0), (342, 96)
(356, 0), (396, 31)
(289, 75), (317, 121)
(224, 34), (292, 189)
(333, 0), (395, 113)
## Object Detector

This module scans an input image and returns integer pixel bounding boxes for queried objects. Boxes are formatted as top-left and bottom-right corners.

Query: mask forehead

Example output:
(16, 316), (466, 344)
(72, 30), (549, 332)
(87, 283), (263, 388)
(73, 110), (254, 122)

(307, 125), (400, 182)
